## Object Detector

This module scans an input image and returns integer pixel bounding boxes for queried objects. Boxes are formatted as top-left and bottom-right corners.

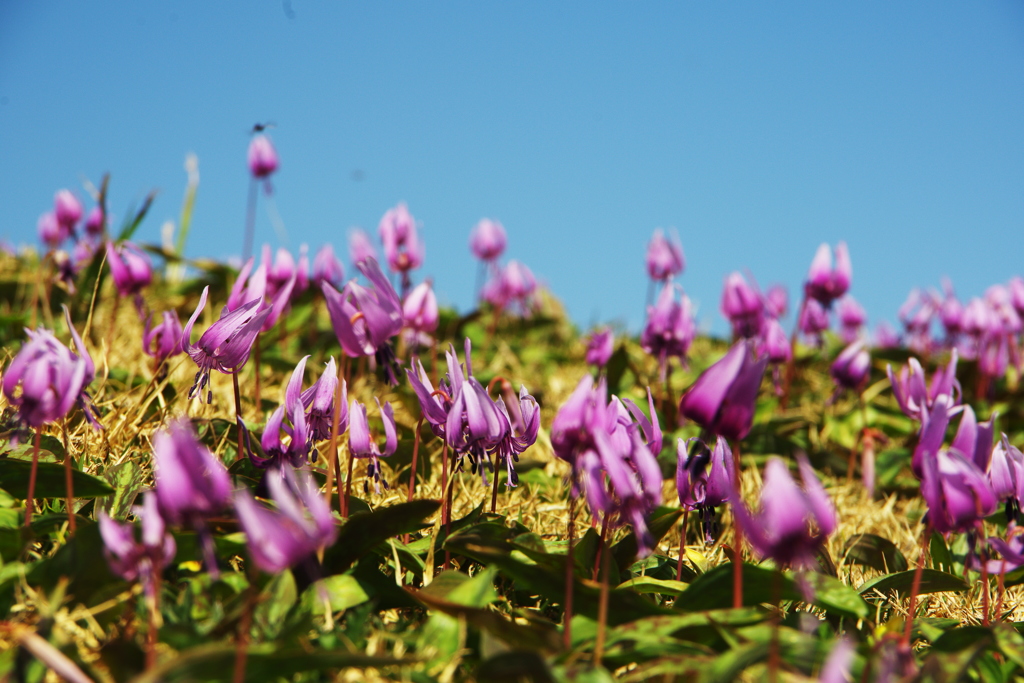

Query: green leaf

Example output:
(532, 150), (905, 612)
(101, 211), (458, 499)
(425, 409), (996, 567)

(0, 458), (113, 498)
(930, 531), (956, 574)
(616, 576), (689, 597)
(674, 564), (869, 619)
(116, 190), (158, 242)
(321, 499), (440, 576)
(611, 506), (682, 572)
(843, 533), (909, 573)
(858, 568), (968, 599)
(301, 574), (371, 614)
(131, 644), (408, 682)
(919, 636), (992, 683)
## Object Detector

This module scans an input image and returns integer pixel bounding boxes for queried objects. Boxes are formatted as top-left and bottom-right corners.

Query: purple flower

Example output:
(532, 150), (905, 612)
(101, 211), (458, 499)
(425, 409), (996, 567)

(152, 419), (231, 526)
(322, 257), (403, 382)
(989, 434), (1024, 519)
(585, 328), (615, 368)
(105, 241), (153, 299)
(873, 321), (900, 349)
(920, 447), (996, 534)
(1010, 277), (1024, 317)
(899, 288), (937, 352)
(286, 356), (346, 450)
(379, 202), (424, 275)
(721, 272), (765, 339)
(731, 454), (836, 569)
(836, 295), (866, 343)
(348, 227), (378, 265)
(552, 376), (663, 556)
(469, 218), (507, 262)
(491, 384), (541, 487)
(234, 466), (337, 573)
(2, 307), (99, 431)
(445, 340), (507, 479)
(99, 492), (176, 595)
(979, 333), (1010, 380)
(349, 398), (398, 493)
(939, 279), (964, 338)
(143, 310), (184, 364)
(38, 212), (67, 248)
(759, 317), (791, 364)
(678, 340), (767, 442)
(247, 135), (279, 179)
(764, 284), (788, 319)
(312, 244), (345, 289)
(830, 341), (870, 392)
(887, 350), (960, 421)
(403, 280), (439, 345)
(798, 298), (830, 341)
(228, 256), (295, 332)
(645, 228), (685, 282)
(263, 245), (305, 299)
(406, 356), (454, 440)
(251, 399), (311, 471)
(54, 189), (83, 230)
(640, 282), (695, 378)
(677, 436), (734, 542)
(819, 638), (856, 683)
(180, 286), (271, 403)
(912, 396), (995, 478)
(803, 242), (851, 307)
(85, 206), (104, 236)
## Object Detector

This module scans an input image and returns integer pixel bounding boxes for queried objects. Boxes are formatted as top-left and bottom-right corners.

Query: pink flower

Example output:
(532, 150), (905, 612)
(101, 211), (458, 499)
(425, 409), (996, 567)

(469, 218), (507, 262)
(247, 135), (279, 179)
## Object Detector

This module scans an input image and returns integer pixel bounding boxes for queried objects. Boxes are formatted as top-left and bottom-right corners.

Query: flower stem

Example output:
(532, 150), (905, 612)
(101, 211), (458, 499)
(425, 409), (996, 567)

(146, 571), (161, 670)
(25, 431), (40, 528)
(902, 523), (931, 647)
(442, 441), (451, 570)
(233, 373), (244, 463)
(490, 453), (500, 514)
(62, 419), (75, 536)
(342, 445), (354, 519)
(594, 528), (611, 666)
(232, 572), (257, 683)
(408, 418), (423, 503)
(563, 494), (576, 651)
(676, 509), (689, 582)
(593, 513), (609, 581)
(323, 373), (345, 508)
(242, 177), (257, 264)
(732, 440), (744, 609)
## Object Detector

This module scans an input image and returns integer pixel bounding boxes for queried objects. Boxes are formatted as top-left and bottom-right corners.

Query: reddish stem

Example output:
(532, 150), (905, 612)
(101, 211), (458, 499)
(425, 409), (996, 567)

(563, 494), (577, 651)
(25, 431), (40, 528)
(902, 524), (931, 647)
(676, 509), (688, 582)
(732, 440), (744, 609)
(408, 418), (423, 502)
(63, 420), (76, 536)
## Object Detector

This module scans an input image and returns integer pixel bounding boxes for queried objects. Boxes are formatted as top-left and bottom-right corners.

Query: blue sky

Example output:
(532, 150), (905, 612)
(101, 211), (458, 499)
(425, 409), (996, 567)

(2, 2), (1022, 335)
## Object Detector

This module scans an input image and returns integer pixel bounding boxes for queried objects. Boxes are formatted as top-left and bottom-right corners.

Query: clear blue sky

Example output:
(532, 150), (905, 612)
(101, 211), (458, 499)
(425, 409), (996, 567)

(2, 2), (1022, 335)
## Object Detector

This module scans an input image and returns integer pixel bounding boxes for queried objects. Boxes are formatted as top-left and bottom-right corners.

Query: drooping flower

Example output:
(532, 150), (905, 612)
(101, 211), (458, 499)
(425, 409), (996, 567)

(803, 242), (851, 307)
(234, 466), (337, 574)
(676, 436), (734, 542)
(873, 321), (900, 349)
(349, 398), (398, 494)
(678, 340), (767, 442)
(379, 202), (424, 279)
(348, 227), (378, 265)
(151, 419), (230, 573)
(798, 298), (830, 342)
(721, 272), (764, 339)
(887, 350), (960, 421)
(263, 245), (304, 300)
(38, 212), (67, 248)
(85, 206), (104, 236)
(99, 492), (176, 595)
(920, 447), (996, 535)
(830, 341), (870, 392)
(731, 454), (836, 569)
(764, 284), (788, 319)
(912, 396), (995, 479)
(322, 257), (403, 383)
(470, 218), (507, 263)
(105, 241), (153, 300)
(2, 306), (100, 432)
(285, 356), (346, 451)
(898, 288), (937, 353)
(247, 135), (279, 179)
(152, 419), (231, 526)
(939, 278), (964, 340)
(645, 228), (685, 282)
(759, 317), (791, 364)
(406, 356), (455, 441)
(483, 260), (537, 315)
(491, 384), (541, 488)
(142, 310), (184, 365)
(444, 340), (507, 479)
(989, 434), (1024, 523)
(250, 398), (311, 472)
(640, 282), (695, 379)
(836, 295), (866, 343)
(228, 256), (295, 332)
(402, 280), (439, 347)
(585, 328), (615, 369)
(552, 376), (664, 556)
(180, 286), (271, 403)
(312, 244), (345, 289)
(54, 189), (83, 231)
